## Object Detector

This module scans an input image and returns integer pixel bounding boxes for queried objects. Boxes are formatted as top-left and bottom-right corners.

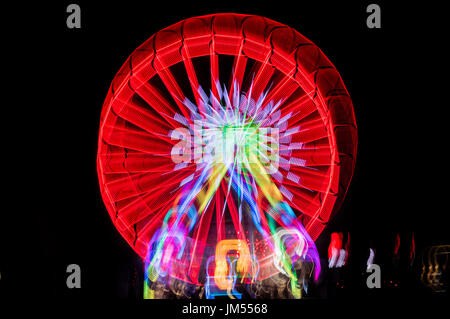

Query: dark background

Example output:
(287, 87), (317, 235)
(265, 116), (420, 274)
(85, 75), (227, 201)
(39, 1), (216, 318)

(1, 0), (448, 301)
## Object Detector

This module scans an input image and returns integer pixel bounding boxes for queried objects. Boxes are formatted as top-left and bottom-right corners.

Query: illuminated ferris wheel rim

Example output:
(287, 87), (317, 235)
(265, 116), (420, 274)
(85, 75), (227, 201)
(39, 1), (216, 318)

(97, 13), (357, 261)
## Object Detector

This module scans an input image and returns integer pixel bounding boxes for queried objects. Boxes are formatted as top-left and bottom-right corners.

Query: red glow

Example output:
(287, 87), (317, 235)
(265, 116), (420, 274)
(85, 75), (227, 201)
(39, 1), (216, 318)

(328, 232), (343, 260)
(410, 232), (415, 264)
(394, 233), (400, 256)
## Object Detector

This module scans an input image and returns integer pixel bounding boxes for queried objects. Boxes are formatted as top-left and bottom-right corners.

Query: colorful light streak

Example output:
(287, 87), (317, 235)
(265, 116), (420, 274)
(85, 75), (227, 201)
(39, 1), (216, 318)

(97, 13), (357, 298)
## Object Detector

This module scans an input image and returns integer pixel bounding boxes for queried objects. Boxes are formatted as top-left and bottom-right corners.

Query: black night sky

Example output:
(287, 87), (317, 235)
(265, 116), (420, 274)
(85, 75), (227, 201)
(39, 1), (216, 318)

(1, 1), (448, 303)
